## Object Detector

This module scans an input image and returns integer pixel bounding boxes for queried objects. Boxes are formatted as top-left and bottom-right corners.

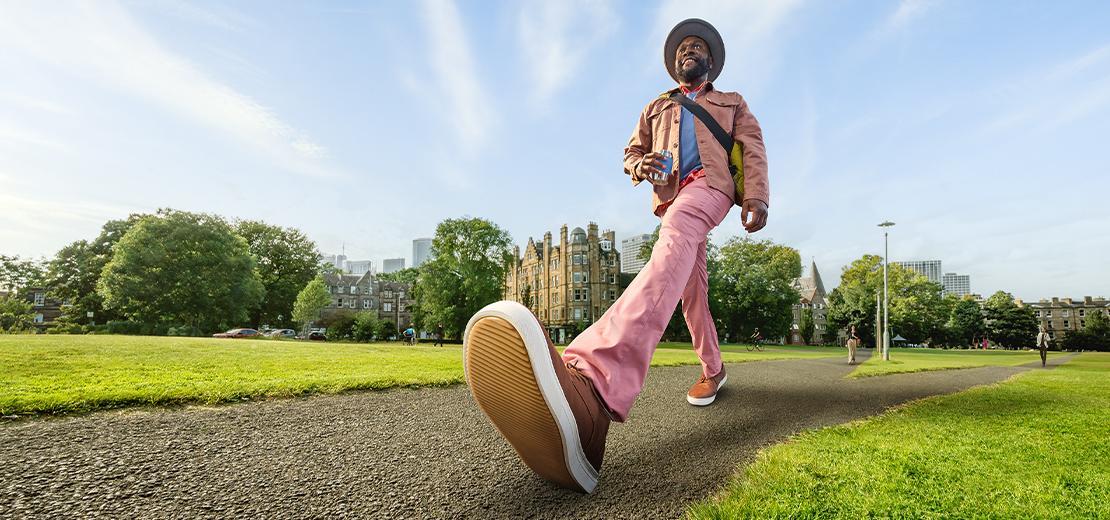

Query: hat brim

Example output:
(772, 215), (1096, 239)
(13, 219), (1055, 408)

(664, 18), (725, 83)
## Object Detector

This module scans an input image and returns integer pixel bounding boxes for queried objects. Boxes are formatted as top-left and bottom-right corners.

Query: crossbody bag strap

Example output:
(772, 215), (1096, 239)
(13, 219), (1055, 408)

(667, 93), (733, 153)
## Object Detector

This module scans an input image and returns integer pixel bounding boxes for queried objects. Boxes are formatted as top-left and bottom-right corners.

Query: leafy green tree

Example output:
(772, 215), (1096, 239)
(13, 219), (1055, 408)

(712, 237), (801, 341)
(321, 310), (356, 341)
(520, 285), (534, 312)
(377, 267), (420, 284)
(234, 220), (320, 328)
(983, 291), (1039, 349)
(800, 308), (815, 345)
(0, 296), (34, 333)
(0, 255), (46, 294)
(98, 210), (264, 333)
(1064, 310), (1110, 352)
(946, 297), (985, 347)
(352, 311), (382, 342)
(416, 217), (513, 339)
(826, 255), (947, 346)
(293, 276), (331, 332)
(45, 215), (148, 325)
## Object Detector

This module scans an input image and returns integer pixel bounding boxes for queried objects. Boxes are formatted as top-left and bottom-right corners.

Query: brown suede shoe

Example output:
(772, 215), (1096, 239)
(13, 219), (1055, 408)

(686, 366), (727, 406)
(463, 301), (611, 493)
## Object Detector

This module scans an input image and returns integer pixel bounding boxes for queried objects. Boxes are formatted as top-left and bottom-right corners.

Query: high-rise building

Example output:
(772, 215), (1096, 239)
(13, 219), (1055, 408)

(620, 233), (652, 274)
(504, 223), (623, 344)
(942, 272), (971, 297)
(322, 254), (347, 270)
(383, 258), (405, 273)
(412, 238), (432, 268)
(893, 260), (942, 284)
(344, 260), (374, 275)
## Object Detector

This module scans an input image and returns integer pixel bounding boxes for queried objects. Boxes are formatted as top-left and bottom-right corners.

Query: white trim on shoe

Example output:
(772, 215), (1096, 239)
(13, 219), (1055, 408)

(686, 374), (728, 406)
(463, 301), (600, 493)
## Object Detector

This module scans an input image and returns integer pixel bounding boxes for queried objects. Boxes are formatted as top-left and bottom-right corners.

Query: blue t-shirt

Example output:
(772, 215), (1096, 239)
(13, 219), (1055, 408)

(678, 89), (703, 180)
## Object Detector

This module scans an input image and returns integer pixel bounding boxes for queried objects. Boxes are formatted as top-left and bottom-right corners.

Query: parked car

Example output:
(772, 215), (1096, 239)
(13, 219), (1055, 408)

(268, 329), (296, 339)
(306, 331), (326, 341)
(213, 328), (260, 338)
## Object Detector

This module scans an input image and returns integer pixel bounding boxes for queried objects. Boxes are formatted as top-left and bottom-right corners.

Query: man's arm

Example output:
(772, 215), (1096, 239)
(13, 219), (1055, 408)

(733, 97), (769, 232)
(624, 103), (653, 185)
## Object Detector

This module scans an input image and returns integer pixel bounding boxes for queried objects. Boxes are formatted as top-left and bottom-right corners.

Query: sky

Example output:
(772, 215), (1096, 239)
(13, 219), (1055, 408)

(2, 0), (1109, 302)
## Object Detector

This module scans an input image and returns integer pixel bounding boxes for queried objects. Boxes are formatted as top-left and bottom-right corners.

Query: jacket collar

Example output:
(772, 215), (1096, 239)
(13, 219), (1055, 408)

(661, 81), (717, 98)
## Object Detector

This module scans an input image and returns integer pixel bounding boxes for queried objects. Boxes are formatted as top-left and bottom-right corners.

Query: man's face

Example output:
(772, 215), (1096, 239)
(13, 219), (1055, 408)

(674, 35), (712, 82)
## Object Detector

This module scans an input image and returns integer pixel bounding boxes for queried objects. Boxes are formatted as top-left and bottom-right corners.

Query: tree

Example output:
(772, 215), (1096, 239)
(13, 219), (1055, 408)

(293, 276), (331, 332)
(0, 296), (34, 333)
(1063, 310), (1110, 352)
(416, 217), (514, 339)
(234, 220), (320, 328)
(983, 291), (1039, 349)
(946, 297), (985, 347)
(636, 225), (707, 342)
(377, 267), (420, 285)
(0, 255), (46, 294)
(826, 255), (948, 346)
(44, 215), (146, 325)
(712, 237), (801, 341)
(98, 209), (264, 333)
(800, 308), (815, 345)
(520, 285), (534, 312)
(352, 311), (382, 342)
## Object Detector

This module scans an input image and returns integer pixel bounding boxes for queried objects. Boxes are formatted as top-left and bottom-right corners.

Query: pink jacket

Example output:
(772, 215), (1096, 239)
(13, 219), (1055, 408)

(624, 83), (769, 215)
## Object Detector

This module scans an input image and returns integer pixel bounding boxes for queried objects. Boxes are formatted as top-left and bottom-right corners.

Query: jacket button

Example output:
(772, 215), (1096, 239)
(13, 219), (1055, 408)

(672, 143), (678, 149)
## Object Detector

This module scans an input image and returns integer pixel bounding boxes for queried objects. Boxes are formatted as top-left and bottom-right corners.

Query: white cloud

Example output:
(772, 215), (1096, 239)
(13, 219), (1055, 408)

(882, 0), (939, 33)
(0, 1), (339, 179)
(517, 0), (618, 104)
(419, 0), (494, 149)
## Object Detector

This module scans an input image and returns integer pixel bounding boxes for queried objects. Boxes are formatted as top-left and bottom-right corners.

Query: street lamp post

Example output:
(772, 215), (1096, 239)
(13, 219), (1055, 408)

(878, 221), (896, 361)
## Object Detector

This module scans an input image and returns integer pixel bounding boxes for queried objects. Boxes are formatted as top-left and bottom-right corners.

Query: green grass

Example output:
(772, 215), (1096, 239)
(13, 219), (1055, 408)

(849, 347), (1051, 378)
(0, 335), (837, 416)
(688, 353), (1110, 519)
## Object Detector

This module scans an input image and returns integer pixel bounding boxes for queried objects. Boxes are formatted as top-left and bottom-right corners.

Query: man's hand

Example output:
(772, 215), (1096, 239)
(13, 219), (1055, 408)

(635, 152), (670, 185)
(741, 199), (768, 232)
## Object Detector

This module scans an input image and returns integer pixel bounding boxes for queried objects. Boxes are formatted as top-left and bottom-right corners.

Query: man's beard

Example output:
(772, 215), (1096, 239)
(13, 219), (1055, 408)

(676, 56), (709, 82)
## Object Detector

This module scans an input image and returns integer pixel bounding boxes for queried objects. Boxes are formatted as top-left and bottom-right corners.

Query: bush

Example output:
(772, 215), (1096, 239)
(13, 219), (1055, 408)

(46, 323), (87, 334)
(167, 325), (203, 337)
(352, 312), (380, 342)
(321, 311), (356, 341)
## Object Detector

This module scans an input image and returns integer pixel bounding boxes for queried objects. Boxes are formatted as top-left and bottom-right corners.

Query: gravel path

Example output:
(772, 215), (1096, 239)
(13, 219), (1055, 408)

(1, 350), (1075, 519)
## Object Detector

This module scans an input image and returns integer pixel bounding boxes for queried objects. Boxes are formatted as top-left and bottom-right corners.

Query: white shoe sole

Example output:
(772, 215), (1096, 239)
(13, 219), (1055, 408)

(686, 374), (728, 406)
(463, 301), (599, 493)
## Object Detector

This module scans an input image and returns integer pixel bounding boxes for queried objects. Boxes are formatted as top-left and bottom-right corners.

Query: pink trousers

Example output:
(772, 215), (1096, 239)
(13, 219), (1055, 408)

(563, 177), (733, 421)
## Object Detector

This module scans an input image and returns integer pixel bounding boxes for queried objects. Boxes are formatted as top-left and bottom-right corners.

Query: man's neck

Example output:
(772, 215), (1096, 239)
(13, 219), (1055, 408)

(678, 75), (709, 93)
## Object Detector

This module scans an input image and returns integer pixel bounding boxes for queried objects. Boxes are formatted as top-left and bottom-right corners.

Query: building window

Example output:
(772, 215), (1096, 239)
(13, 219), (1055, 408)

(609, 274), (616, 284)
(34, 313), (44, 323)
(609, 289), (616, 300)
(337, 286), (345, 294)
(574, 308), (582, 320)
(1062, 310), (1070, 317)
(399, 291), (406, 299)
(348, 300), (356, 309)
(1079, 309), (1086, 317)
(363, 299), (371, 309)
(399, 303), (406, 312)
(384, 290), (393, 298)
(573, 272), (581, 284)
(350, 286), (358, 295)
(337, 298), (343, 307)
(383, 302), (393, 312)
(33, 292), (45, 307)
(1063, 320), (1070, 329)
(1046, 311), (1052, 318)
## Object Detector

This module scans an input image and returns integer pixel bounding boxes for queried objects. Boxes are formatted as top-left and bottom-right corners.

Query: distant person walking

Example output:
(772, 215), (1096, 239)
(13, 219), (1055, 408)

(435, 323), (445, 347)
(1037, 325), (1050, 367)
(847, 325), (860, 364)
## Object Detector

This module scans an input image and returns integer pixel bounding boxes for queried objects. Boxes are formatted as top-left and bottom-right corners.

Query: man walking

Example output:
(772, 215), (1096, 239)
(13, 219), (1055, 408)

(461, 19), (769, 493)
(1037, 325), (1050, 367)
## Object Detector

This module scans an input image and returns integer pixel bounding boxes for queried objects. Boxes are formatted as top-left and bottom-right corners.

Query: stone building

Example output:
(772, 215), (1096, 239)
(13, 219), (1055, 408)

(1023, 296), (1110, 341)
(789, 261), (828, 344)
(21, 287), (64, 332)
(320, 272), (415, 333)
(504, 223), (623, 344)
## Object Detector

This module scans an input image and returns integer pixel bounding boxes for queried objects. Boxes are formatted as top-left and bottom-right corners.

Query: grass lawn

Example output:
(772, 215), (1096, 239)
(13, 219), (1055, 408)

(688, 353), (1110, 519)
(849, 347), (1052, 378)
(0, 335), (837, 416)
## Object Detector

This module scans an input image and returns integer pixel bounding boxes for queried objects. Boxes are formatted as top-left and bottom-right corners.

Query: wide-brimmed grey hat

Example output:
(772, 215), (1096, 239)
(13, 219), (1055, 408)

(664, 18), (725, 83)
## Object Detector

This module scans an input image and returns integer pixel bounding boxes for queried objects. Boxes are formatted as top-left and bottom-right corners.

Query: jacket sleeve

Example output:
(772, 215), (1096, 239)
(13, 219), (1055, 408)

(623, 102), (654, 186)
(733, 97), (769, 207)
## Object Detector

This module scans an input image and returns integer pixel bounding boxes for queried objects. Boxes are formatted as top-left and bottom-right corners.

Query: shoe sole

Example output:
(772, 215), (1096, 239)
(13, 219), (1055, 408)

(686, 374), (728, 406)
(463, 301), (599, 493)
